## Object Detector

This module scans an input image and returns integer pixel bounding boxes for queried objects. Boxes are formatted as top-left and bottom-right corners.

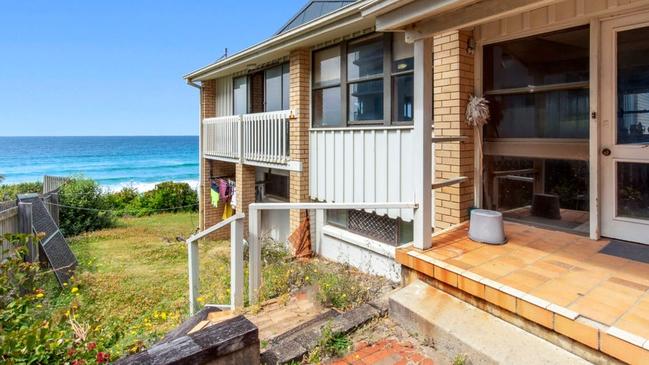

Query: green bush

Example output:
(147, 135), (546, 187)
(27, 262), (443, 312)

(59, 178), (115, 236)
(136, 182), (198, 215)
(104, 187), (139, 210)
(0, 234), (112, 364)
(0, 181), (43, 201)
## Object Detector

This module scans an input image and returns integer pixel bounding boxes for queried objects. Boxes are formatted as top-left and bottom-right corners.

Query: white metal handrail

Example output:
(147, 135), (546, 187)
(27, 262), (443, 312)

(203, 115), (241, 161)
(186, 213), (245, 315)
(242, 110), (291, 165)
(247, 202), (418, 305)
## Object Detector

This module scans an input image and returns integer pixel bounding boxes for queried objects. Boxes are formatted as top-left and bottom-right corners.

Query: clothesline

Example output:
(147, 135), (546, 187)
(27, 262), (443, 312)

(210, 177), (237, 219)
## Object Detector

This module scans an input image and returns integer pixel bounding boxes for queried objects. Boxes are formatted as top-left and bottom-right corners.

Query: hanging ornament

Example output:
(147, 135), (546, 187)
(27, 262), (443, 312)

(465, 95), (490, 128)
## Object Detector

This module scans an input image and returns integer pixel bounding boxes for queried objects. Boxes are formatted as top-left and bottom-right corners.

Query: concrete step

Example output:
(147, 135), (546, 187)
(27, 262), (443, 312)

(390, 280), (593, 365)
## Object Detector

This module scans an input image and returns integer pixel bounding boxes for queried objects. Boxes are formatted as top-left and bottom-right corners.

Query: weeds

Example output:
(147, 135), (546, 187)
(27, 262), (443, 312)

(306, 322), (352, 364)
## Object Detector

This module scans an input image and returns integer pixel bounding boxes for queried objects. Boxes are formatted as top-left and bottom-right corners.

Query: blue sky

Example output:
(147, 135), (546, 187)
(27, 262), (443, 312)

(0, 0), (304, 136)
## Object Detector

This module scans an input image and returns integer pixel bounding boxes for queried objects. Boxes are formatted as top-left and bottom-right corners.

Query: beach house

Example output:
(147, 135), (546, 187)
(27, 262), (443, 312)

(185, 0), (649, 363)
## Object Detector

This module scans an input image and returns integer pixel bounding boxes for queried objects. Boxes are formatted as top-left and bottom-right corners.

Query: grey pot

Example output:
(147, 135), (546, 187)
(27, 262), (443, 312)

(468, 209), (507, 245)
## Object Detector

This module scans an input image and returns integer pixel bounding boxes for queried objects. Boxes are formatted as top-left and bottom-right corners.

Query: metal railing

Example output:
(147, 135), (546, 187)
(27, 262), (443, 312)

(203, 110), (293, 168)
(186, 213), (245, 315)
(247, 202), (418, 305)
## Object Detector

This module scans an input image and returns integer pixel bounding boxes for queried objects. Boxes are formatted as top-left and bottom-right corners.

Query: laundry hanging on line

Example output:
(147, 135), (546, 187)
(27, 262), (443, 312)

(210, 177), (237, 213)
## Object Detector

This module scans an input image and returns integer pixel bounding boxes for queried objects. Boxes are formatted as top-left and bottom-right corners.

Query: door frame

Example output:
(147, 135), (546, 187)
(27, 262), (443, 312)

(599, 10), (649, 244)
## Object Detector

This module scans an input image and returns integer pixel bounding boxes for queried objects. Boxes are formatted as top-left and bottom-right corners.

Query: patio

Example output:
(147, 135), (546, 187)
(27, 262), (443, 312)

(396, 222), (649, 364)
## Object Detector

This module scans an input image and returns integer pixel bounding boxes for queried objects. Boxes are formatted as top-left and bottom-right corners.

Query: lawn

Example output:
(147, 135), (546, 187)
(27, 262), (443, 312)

(2, 212), (388, 364)
(67, 212), (230, 355)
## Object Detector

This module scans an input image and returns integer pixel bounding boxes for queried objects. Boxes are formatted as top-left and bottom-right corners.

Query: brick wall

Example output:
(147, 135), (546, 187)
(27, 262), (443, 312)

(288, 48), (311, 233)
(433, 30), (475, 230)
(235, 163), (256, 236)
(250, 72), (264, 113)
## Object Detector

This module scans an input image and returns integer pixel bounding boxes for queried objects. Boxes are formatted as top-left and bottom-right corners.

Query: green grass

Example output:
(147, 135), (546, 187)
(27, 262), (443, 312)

(61, 212), (230, 357)
(22, 212), (385, 362)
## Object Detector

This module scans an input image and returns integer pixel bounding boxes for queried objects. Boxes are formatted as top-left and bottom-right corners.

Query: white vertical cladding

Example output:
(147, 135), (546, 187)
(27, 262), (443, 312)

(309, 127), (415, 221)
(215, 76), (233, 117)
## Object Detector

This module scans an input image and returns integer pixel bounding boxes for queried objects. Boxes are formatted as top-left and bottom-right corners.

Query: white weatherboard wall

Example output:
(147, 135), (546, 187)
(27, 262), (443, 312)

(309, 127), (415, 221)
(215, 76), (233, 117)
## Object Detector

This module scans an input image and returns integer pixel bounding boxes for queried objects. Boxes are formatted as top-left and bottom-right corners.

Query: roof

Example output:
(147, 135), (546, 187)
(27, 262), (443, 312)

(184, 0), (373, 81)
(276, 0), (358, 35)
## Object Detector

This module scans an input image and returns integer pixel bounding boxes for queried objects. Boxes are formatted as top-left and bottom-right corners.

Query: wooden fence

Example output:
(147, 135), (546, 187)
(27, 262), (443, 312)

(43, 175), (68, 194)
(0, 201), (19, 261)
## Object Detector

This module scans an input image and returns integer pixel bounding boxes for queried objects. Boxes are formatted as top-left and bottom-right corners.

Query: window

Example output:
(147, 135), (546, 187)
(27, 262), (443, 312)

(263, 172), (289, 199)
(484, 26), (590, 139)
(233, 76), (248, 115)
(392, 33), (414, 122)
(265, 63), (290, 112)
(326, 209), (413, 246)
(482, 26), (591, 233)
(312, 33), (414, 127)
(313, 46), (343, 126)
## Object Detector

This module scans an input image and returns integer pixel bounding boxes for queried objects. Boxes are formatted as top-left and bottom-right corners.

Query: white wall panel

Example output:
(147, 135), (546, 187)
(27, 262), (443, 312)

(309, 127), (415, 221)
(215, 76), (233, 117)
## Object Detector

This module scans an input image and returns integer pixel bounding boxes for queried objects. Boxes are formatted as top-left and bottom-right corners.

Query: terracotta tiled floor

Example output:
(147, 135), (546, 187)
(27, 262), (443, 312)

(405, 222), (649, 341)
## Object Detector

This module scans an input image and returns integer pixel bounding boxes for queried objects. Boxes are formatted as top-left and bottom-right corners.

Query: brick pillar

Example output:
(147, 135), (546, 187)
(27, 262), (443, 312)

(433, 30), (475, 230)
(288, 48), (311, 233)
(235, 163), (256, 236)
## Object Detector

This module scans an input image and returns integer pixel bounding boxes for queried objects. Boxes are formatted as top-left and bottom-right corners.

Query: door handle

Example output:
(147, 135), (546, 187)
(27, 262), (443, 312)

(602, 148), (612, 156)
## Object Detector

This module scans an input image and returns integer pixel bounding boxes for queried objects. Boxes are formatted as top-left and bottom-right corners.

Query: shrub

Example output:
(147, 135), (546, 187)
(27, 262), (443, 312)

(0, 181), (43, 201)
(136, 182), (198, 215)
(0, 233), (111, 364)
(59, 178), (114, 236)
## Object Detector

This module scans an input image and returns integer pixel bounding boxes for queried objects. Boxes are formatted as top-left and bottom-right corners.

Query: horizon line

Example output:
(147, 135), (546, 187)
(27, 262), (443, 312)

(0, 134), (199, 138)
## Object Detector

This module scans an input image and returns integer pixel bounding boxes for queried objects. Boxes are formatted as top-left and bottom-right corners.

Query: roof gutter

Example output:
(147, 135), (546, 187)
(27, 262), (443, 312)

(184, 0), (373, 82)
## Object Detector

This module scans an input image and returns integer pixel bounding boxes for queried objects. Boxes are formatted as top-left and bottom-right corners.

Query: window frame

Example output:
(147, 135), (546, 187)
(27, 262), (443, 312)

(263, 62), (291, 112)
(312, 33), (413, 128)
(232, 75), (250, 115)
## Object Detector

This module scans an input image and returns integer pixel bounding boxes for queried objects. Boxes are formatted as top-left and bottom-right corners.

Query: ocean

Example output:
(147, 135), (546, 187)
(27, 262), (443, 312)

(0, 136), (199, 192)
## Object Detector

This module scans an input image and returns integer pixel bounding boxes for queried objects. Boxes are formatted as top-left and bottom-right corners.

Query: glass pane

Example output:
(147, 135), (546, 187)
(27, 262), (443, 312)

(617, 162), (649, 219)
(486, 89), (589, 138)
(265, 65), (283, 112)
(233, 76), (247, 115)
(393, 74), (413, 122)
(349, 79), (384, 121)
(399, 220), (413, 244)
(392, 33), (414, 73)
(483, 156), (589, 232)
(347, 38), (384, 81)
(314, 87), (342, 126)
(327, 210), (348, 227)
(484, 26), (589, 91)
(314, 46), (340, 86)
(282, 63), (290, 110)
(617, 27), (649, 144)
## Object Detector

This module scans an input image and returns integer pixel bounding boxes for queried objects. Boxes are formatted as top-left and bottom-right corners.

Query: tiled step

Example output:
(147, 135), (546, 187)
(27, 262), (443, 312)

(390, 280), (594, 365)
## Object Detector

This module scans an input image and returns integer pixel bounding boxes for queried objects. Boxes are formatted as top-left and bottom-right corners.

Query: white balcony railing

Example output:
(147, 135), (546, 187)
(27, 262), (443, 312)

(203, 115), (241, 161)
(203, 110), (295, 169)
(242, 110), (290, 165)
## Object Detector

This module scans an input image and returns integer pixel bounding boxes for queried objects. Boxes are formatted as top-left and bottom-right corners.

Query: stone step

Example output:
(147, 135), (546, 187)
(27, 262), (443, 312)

(390, 280), (593, 365)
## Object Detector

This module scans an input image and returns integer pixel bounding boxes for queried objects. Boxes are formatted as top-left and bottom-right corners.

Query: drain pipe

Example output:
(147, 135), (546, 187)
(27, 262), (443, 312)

(187, 79), (204, 231)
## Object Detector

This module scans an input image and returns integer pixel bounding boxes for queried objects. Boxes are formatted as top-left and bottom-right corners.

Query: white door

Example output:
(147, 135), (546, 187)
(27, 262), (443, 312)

(601, 12), (649, 244)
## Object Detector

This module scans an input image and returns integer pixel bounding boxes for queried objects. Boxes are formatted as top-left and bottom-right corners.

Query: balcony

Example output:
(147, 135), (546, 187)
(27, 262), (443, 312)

(203, 110), (301, 171)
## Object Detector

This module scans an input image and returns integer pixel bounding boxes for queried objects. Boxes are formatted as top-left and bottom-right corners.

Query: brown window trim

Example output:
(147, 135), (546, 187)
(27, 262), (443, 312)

(312, 32), (413, 128)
